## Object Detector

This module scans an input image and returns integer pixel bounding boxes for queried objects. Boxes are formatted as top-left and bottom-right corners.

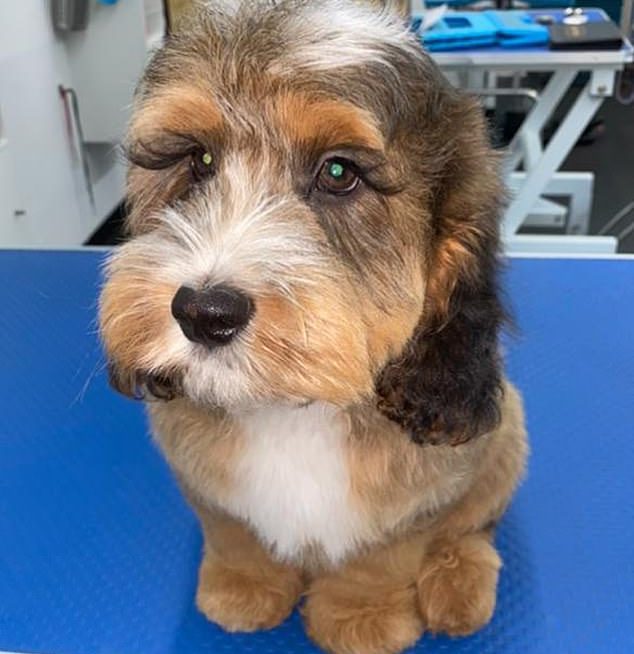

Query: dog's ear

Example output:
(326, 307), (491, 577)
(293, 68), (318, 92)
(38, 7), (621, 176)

(376, 92), (506, 446)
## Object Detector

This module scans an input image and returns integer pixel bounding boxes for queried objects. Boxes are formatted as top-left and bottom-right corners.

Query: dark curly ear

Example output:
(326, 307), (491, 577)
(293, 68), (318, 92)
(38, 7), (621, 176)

(376, 92), (506, 446)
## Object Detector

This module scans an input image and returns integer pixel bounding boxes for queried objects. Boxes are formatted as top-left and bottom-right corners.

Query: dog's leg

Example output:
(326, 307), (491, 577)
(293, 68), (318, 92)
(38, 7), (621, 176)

(194, 508), (304, 632)
(303, 538), (425, 654)
(413, 385), (526, 636)
(416, 530), (501, 636)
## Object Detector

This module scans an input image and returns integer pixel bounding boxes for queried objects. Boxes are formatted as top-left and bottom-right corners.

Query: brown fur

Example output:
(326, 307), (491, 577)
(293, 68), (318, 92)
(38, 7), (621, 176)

(417, 532), (501, 637)
(248, 285), (376, 405)
(129, 86), (224, 143)
(148, 383), (526, 652)
(99, 3), (528, 653)
(195, 506), (305, 632)
(100, 268), (179, 395)
(276, 93), (384, 152)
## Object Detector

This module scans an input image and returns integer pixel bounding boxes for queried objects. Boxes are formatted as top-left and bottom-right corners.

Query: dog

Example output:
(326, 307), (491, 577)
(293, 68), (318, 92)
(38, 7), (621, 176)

(99, 2), (527, 652)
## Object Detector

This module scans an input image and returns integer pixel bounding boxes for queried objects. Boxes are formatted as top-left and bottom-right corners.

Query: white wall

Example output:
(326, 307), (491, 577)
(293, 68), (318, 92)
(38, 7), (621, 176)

(0, 0), (164, 247)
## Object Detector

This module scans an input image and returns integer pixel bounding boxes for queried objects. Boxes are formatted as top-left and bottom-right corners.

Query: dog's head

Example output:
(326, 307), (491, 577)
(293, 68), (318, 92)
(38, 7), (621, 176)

(100, 0), (505, 445)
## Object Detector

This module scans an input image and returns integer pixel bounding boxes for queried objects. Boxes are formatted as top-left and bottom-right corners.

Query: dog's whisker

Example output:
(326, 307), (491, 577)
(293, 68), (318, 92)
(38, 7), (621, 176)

(71, 354), (107, 407)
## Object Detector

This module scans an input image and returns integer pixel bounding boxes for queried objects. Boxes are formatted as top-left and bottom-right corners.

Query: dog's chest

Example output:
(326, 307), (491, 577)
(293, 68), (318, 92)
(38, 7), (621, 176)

(223, 403), (364, 563)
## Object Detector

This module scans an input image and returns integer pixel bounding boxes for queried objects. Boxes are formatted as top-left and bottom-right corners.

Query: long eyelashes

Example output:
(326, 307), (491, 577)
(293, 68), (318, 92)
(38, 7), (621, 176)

(126, 138), (402, 198)
(125, 142), (196, 171)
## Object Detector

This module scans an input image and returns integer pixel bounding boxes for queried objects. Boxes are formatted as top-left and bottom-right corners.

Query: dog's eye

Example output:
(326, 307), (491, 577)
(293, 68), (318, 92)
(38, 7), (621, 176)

(316, 158), (360, 195)
(190, 149), (215, 181)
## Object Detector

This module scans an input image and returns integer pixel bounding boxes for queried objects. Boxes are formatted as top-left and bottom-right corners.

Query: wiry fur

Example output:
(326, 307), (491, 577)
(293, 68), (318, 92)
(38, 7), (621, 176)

(99, 2), (527, 653)
(227, 402), (365, 563)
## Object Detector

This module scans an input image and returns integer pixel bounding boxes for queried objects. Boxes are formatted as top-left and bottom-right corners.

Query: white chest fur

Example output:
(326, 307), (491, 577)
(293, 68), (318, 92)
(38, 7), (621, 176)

(223, 402), (364, 564)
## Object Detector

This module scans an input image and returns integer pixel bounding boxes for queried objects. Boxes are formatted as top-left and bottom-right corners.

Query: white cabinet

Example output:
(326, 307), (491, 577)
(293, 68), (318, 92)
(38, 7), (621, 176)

(0, 122), (27, 243)
(0, 0), (165, 248)
(65, 0), (165, 143)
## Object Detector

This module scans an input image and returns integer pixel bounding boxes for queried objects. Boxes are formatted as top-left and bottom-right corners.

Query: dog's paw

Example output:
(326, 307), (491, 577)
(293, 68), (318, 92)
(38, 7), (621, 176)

(417, 534), (501, 636)
(196, 558), (302, 632)
(303, 583), (423, 654)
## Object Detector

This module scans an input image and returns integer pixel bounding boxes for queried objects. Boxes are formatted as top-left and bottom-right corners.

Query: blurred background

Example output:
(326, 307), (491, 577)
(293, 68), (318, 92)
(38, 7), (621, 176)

(0, 0), (633, 252)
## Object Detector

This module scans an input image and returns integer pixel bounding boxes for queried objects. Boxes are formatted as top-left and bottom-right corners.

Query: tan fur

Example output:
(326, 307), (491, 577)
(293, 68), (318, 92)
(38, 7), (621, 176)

(149, 400), (241, 502)
(275, 94), (385, 151)
(151, 386), (526, 556)
(432, 385), (528, 538)
(130, 86), (224, 143)
(99, 270), (178, 371)
(361, 254), (425, 367)
(195, 506), (305, 632)
(304, 566), (423, 654)
(125, 87), (224, 232)
(248, 287), (375, 405)
(417, 532), (500, 636)
(423, 99), (504, 325)
(126, 166), (191, 233)
(147, 383), (526, 651)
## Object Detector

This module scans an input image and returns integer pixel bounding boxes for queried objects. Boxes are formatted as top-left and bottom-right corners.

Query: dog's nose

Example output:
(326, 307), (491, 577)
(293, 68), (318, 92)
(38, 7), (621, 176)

(171, 285), (254, 348)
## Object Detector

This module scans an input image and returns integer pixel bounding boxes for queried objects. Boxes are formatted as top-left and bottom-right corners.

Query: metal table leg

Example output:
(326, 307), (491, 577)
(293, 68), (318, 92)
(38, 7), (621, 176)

(503, 69), (615, 240)
(505, 68), (577, 174)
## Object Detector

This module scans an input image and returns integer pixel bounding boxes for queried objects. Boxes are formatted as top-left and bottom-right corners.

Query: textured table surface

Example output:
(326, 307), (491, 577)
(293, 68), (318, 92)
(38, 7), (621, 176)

(0, 251), (633, 654)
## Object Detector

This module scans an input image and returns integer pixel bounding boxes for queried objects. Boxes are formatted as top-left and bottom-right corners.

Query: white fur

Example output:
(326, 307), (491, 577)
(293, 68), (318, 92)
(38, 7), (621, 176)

(183, 344), (259, 407)
(199, 0), (417, 74)
(105, 153), (331, 406)
(274, 1), (417, 73)
(223, 402), (366, 564)
(130, 158), (326, 293)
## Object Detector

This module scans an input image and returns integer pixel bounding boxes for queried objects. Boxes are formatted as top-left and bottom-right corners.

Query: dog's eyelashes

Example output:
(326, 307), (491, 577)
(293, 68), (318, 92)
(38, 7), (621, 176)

(315, 158), (360, 196)
(190, 149), (216, 182)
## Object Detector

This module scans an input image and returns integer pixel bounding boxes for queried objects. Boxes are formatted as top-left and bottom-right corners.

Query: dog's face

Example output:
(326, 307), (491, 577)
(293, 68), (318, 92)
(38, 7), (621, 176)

(100, 1), (505, 444)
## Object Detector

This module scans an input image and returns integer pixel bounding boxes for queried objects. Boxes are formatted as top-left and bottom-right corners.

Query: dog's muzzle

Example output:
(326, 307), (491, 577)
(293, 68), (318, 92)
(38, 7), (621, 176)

(171, 284), (254, 348)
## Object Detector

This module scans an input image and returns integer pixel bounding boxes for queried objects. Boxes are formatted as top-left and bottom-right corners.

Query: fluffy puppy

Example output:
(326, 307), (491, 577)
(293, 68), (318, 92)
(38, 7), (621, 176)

(99, 2), (527, 653)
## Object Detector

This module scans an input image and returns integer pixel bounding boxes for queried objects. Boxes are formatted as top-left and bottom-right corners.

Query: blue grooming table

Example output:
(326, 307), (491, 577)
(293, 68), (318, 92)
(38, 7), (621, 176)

(1, 250), (633, 654)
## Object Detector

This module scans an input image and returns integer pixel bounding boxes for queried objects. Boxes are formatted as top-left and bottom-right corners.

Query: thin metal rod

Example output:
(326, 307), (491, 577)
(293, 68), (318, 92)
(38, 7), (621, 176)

(505, 69), (577, 173)
(598, 201), (634, 235)
(617, 220), (634, 242)
(470, 87), (539, 101)
(621, 0), (633, 39)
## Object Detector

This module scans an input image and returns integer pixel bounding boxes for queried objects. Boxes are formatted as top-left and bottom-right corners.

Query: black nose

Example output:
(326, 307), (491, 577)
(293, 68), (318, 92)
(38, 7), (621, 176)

(171, 284), (254, 348)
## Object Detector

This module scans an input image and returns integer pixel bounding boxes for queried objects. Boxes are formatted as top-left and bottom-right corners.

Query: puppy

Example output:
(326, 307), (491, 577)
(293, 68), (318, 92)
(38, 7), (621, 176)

(100, 2), (527, 653)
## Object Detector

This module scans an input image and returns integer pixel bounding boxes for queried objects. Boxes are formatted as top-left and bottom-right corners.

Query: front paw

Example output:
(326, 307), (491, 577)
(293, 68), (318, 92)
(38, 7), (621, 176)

(303, 582), (423, 654)
(417, 534), (501, 636)
(196, 556), (303, 632)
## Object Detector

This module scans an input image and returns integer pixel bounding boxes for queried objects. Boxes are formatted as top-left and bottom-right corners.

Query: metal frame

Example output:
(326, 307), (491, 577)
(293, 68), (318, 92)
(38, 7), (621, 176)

(506, 234), (618, 254)
(622, 0), (634, 39)
(503, 68), (615, 240)
(508, 172), (594, 235)
(509, 171), (595, 234)
(433, 40), (633, 253)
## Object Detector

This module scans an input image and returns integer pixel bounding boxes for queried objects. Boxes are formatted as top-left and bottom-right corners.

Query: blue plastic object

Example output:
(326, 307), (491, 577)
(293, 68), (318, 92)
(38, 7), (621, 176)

(485, 10), (549, 48)
(417, 10), (548, 51)
(1, 251), (634, 653)
(416, 8), (613, 52)
(419, 12), (498, 51)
